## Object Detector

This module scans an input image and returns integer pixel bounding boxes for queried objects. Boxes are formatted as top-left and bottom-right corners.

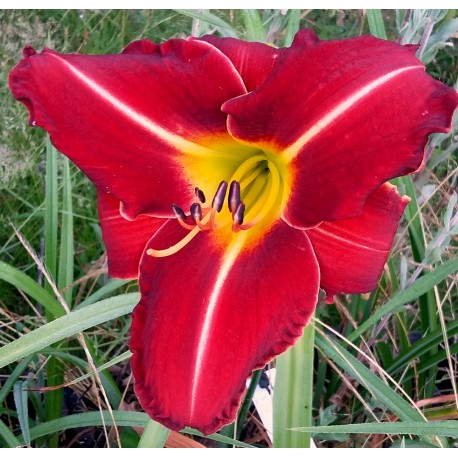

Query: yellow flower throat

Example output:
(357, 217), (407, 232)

(147, 153), (287, 257)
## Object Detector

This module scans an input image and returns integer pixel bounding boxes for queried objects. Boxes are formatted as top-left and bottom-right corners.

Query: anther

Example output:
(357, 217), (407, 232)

(195, 187), (206, 203)
(190, 202), (203, 222)
(228, 180), (241, 213)
(233, 201), (245, 225)
(211, 181), (228, 212)
(172, 204), (187, 220)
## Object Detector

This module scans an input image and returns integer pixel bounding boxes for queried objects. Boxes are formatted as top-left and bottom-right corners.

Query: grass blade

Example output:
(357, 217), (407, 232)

(22, 411), (254, 448)
(0, 261), (65, 318)
(44, 135), (58, 286)
(14, 381), (30, 447)
(174, 9), (238, 37)
(292, 420), (458, 438)
(0, 356), (34, 405)
(0, 419), (21, 448)
(77, 278), (130, 308)
(367, 9), (387, 39)
(347, 256), (458, 341)
(316, 331), (425, 422)
(284, 9), (301, 46)
(138, 419), (170, 448)
(241, 10), (265, 41)
(57, 156), (74, 306)
(387, 320), (458, 374)
(0, 293), (139, 369)
(44, 137), (63, 445)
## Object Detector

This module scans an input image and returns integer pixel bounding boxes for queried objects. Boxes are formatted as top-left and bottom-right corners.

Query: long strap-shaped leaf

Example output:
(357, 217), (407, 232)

(0, 293), (139, 369)
(20, 411), (254, 448)
(316, 331), (446, 446)
(316, 332), (425, 423)
(0, 261), (65, 318)
(291, 420), (458, 438)
(347, 257), (458, 341)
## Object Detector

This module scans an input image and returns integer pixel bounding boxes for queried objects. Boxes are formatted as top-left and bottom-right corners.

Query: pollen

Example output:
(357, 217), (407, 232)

(147, 155), (285, 258)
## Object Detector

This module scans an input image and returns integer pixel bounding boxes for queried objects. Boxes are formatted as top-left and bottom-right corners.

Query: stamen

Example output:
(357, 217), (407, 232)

(172, 203), (195, 230)
(172, 204), (186, 220)
(228, 181), (241, 213)
(190, 202), (208, 230)
(212, 181), (228, 212)
(149, 157), (284, 257)
(195, 187), (206, 203)
(233, 201), (245, 225)
(190, 203), (203, 222)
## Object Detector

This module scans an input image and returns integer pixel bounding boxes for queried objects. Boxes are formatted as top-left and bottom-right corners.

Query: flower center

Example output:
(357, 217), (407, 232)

(147, 155), (285, 258)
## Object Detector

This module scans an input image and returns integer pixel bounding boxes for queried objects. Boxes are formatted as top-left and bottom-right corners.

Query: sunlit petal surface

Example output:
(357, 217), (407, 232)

(223, 30), (458, 227)
(9, 40), (247, 219)
(131, 220), (319, 434)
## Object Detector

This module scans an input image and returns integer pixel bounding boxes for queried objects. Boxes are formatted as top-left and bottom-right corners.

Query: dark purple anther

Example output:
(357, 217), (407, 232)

(190, 202), (203, 222)
(212, 181), (228, 212)
(228, 180), (241, 212)
(195, 187), (206, 203)
(172, 204), (187, 220)
(233, 201), (245, 225)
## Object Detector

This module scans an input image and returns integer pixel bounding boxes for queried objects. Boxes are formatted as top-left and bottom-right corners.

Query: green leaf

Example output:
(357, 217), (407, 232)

(347, 257), (458, 341)
(0, 261), (65, 319)
(14, 381), (30, 446)
(58, 157), (74, 306)
(0, 419), (21, 448)
(77, 278), (131, 308)
(0, 356), (33, 405)
(0, 293), (139, 369)
(284, 9), (301, 46)
(138, 419), (170, 448)
(44, 135), (58, 285)
(316, 332), (424, 422)
(387, 321), (458, 374)
(367, 9), (387, 39)
(274, 322), (315, 447)
(241, 10), (265, 41)
(174, 10), (238, 37)
(22, 411), (254, 448)
(291, 420), (458, 439)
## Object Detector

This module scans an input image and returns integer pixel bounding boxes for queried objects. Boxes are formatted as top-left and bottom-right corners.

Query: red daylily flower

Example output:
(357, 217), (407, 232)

(9, 29), (458, 435)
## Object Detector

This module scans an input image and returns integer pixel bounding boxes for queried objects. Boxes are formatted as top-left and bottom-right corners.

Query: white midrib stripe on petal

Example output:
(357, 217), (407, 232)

(49, 53), (217, 156)
(282, 65), (423, 162)
(312, 226), (387, 253)
(189, 233), (248, 422)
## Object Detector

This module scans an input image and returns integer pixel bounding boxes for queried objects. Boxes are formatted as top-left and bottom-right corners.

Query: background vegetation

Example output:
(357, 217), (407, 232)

(0, 9), (457, 448)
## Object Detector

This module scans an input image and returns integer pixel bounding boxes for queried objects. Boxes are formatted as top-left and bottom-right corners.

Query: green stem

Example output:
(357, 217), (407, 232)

(236, 368), (263, 438)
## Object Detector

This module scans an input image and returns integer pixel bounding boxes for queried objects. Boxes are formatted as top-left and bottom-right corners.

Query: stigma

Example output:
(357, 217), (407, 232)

(147, 155), (283, 258)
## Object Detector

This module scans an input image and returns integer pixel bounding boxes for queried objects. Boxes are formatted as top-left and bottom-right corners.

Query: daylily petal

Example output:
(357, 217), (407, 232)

(306, 183), (409, 299)
(195, 35), (281, 92)
(130, 219), (320, 434)
(9, 39), (247, 220)
(222, 29), (458, 227)
(97, 191), (165, 279)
